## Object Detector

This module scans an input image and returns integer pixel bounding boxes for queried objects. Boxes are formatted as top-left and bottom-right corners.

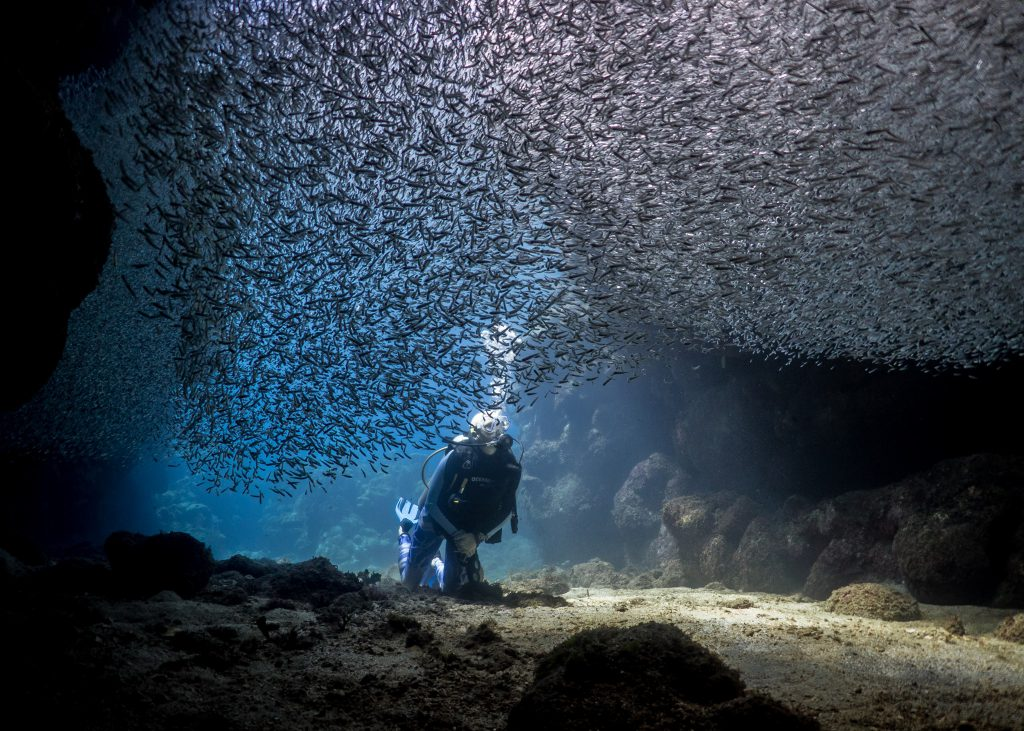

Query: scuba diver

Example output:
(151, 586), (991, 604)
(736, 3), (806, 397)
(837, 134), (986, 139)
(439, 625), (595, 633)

(395, 409), (522, 595)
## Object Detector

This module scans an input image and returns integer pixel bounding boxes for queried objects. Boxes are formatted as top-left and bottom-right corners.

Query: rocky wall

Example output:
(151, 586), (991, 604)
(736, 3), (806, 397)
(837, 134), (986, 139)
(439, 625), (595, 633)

(659, 454), (1023, 607)
(4, 2), (154, 411)
(517, 352), (1022, 607)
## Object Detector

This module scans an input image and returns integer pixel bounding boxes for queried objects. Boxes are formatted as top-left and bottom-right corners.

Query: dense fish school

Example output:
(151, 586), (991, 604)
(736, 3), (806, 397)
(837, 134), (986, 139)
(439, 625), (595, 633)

(8, 0), (1022, 496)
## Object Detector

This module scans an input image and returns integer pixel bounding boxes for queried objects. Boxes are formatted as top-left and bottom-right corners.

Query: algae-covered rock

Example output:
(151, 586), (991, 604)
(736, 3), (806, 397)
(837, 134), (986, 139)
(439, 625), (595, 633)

(260, 556), (362, 607)
(215, 554), (279, 578)
(992, 522), (1024, 609)
(730, 511), (820, 594)
(943, 615), (966, 637)
(662, 491), (761, 586)
(804, 535), (899, 600)
(801, 486), (903, 599)
(823, 582), (921, 621)
(567, 559), (628, 589)
(612, 453), (687, 564)
(104, 531), (214, 599)
(894, 516), (999, 606)
(535, 622), (743, 702)
(507, 622), (818, 730)
(626, 561), (688, 590)
(709, 694), (822, 730)
(892, 454), (1023, 606)
(993, 614), (1024, 644)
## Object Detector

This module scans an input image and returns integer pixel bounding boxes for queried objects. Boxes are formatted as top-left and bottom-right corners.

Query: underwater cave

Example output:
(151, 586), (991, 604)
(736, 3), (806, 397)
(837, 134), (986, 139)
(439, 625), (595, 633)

(2, 1), (1022, 729)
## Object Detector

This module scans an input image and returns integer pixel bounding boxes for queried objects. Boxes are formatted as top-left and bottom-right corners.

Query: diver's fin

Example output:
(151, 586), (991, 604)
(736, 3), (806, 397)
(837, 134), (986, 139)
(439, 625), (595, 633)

(395, 497), (421, 524)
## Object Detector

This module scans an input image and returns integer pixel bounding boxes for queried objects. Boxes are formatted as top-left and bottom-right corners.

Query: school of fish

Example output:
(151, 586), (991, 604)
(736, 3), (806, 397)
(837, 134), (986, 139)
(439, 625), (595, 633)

(11, 0), (1023, 496)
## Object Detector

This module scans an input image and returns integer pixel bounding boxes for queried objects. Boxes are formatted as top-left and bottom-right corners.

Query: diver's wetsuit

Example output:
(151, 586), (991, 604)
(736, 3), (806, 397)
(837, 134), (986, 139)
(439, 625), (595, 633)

(400, 439), (521, 594)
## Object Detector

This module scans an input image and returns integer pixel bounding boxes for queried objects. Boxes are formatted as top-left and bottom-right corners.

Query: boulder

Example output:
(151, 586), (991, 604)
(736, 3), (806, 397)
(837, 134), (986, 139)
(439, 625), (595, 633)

(993, 614), (1024, 644)
(895, 517), (999, 605)
(567, 559), (628, 589)
(730, 512), (821, 594)
(823, 582), (921, 621)
(0, 548), (29, 584)
(258, 556), (362, 608)
(804, 536), (900, 600)
(28, 557), (115, 597)
(892, 455), (1023, 605)
(612, 453), (687, 565)
(505, 565), (571, 595)
(200, 571), (255, 606)
(519, 470), (611, 563)
(801, 486), (903, 599)
(507, 622), (818, 730)
(663, 491), (761, 586)
(215, 554), (279, 578)
(993, 522), (1024, 609)
(104, 531), (214, 599)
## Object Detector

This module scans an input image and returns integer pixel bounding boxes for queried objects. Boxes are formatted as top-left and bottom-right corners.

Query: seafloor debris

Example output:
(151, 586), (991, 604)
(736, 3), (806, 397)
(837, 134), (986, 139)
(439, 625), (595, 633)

(823, 582), (922, 621)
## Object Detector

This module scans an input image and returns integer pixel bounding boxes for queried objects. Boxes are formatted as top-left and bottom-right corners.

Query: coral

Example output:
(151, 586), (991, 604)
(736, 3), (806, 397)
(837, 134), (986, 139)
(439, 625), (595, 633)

(823, 583), (921, 622)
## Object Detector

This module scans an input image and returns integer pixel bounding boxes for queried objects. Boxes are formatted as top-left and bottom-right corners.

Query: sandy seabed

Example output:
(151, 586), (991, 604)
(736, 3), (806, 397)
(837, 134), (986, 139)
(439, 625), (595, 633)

(10, 584), (1023, 730)
(533, 588), (1024, 730)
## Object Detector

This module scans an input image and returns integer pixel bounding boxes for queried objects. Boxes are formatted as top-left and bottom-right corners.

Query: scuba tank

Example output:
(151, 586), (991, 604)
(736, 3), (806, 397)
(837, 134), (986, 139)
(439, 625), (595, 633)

(419, 434), (525, 490)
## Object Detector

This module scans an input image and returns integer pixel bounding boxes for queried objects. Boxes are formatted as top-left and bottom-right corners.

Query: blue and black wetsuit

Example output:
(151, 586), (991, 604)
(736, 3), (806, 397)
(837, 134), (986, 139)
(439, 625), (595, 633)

(400, 439), (521, 594)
